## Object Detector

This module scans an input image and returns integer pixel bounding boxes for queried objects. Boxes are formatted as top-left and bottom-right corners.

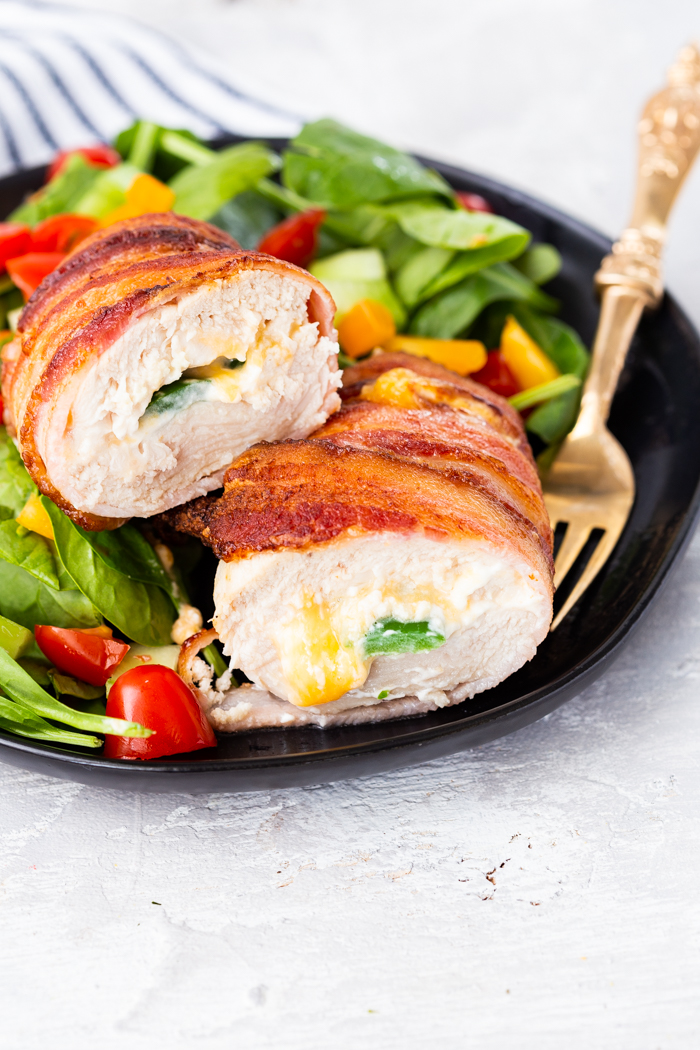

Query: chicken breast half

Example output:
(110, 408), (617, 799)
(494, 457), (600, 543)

(172, 353), (554, 731)
(1, 213), (340, 529)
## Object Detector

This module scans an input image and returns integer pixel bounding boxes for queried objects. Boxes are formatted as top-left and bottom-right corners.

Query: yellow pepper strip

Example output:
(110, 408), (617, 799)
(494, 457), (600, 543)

(16, 491), (54, 540)
(384, 334), (487, 377)
(337, 298), (396, 358)
(500, 315), (560, 390)
(100, 173), (175, 227)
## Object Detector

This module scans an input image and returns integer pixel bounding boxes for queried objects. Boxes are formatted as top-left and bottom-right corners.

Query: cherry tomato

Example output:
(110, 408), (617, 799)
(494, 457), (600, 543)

(30, 214), (98, 254)
(103, 664), (217, 760)
(35, 625), (130, 687)
(0, 223), (32, 271)
(47, 145), (121, 181)
(258, 209), (326, 268)
(5, 253), (65, 299)
(471, 350), (520, 398)
(456, 191), (494, 214)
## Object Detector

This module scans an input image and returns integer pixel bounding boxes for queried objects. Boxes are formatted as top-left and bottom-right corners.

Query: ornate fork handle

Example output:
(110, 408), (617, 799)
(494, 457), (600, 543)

(577, 44), (700, 431)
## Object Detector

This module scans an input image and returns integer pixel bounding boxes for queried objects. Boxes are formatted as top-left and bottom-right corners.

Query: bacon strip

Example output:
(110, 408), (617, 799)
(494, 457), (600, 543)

(164, 357), (554, 577)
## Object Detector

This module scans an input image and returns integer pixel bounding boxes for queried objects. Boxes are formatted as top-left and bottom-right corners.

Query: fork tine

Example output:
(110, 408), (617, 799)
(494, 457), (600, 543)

(550, 527), (620, 631)
(552, 521), (593, 588)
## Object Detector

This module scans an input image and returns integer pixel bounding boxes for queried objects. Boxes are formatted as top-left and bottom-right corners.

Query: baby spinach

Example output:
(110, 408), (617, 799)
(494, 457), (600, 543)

(0, 510), (59, 588)
(395, 247), (455, 308)
(364, 619), (446, 656)
(283, 119), (452, 208)
(0, 646), (150, 740)
(145, 378), (212, 417)
(0, 428), (35, 517)
(410, 263), (557, 339)
(0, 557), (102, 631)
(170, 142), (280, 221)
(211, 190), (284, 249)
(513, 243), (562, 285)
(44, 499), (176, 646)
(389, 201), (530, 253)
(10, 153), (102, 225)
(521, 313), (589, 446)
(0, 697), (102, 748)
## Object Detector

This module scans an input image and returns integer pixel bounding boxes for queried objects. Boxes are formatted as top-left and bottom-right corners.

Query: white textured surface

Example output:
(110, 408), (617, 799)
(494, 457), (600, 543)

(3, 1), (700, 1046)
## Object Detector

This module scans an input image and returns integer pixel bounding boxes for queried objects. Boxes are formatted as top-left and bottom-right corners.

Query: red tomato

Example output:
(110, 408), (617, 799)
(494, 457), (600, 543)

(471, 350), (520, 398)
(47, 144), (121, 181)
(0, 223), (32, 271)
(6, 253), (65, 299)
(257, 209), (326, 268)
(456, 191), (494, 214)
(35, 625), (130, 687)
(104, 665), (217, 760)
(30, 214), (98, 254)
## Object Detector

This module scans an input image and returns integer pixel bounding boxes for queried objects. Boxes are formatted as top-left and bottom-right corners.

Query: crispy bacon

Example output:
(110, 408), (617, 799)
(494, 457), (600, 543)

(164, 358), (554, 577)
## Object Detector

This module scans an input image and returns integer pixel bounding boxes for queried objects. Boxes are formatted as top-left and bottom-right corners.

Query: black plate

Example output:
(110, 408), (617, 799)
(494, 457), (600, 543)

(2, 148), (700, 793)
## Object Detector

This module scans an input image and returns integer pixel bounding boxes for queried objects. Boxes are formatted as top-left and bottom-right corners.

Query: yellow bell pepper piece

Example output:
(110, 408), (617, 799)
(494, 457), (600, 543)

(500, 315), (560, 390)
(337, 299), (396, 358)
(100, 173), (175, 227)
(383, 335), (487, 377)
(17, 492), (54, 540)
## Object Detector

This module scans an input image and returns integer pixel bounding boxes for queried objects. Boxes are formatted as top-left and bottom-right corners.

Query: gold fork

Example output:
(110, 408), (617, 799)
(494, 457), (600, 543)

(545, 43), (700, 631)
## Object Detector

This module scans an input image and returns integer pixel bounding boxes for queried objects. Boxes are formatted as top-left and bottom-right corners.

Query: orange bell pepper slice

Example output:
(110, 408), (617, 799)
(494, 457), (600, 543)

(100, 173), (175, 227)
(500, 315), (559, 390)
(383, 334), (487, 377)
(337, 299), (396, 358)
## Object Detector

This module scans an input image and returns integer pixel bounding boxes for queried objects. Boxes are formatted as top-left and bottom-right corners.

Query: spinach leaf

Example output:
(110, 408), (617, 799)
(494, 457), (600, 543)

(44, 499), (176, 646)
(395, 247), (455, 307)
(389, 201), (530, 253)
(10, 154), (102, 224)
(78, 522), (176, 598)
(283, 119), (452, 208)
(523, 314), (589, 446)
(145, 378), (212, 417)
(0, 697), (102, 748)
(0, 557), (101, 631)
(419, 239), (534, 301)
(364, 618), (445, 656)
(211, 190), (283, 249)
(0, 517), (60, 588)
(512, 243), (562, 285)
(0, 647), (150, 738)
(170, 142), (279, 221)
(410, 263), (557, 339)
(0, 427), (35, 516)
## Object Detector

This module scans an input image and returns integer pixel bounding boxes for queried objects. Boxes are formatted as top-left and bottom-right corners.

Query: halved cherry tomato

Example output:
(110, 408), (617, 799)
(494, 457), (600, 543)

(47, 145), (121, 182)
(456, 191), (494, 214)
(30, 214), (98, 254)
(5, 253), (65, 299)
(0, 223), (32, 271)
(104, 664), (217, 760)
(35, 625), (130, 687)
(470, 350), (520, 398)
(257, 209), (326, 268)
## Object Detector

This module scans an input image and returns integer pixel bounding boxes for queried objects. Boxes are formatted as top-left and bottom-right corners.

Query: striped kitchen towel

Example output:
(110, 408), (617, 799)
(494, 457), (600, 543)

(0, 0), (301, 176)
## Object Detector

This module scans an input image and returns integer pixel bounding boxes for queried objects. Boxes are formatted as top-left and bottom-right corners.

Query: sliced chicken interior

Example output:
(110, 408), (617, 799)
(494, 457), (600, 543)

(2, 213), (340, 528)
(171, 354), (554, 731)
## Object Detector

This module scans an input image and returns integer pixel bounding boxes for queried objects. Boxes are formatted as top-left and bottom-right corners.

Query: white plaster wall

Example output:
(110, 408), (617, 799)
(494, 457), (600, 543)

(2, 2), (700, 1046)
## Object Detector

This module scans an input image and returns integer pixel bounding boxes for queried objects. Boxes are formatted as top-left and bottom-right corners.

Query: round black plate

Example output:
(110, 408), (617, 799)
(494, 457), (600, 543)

(2, 148), (700, 792)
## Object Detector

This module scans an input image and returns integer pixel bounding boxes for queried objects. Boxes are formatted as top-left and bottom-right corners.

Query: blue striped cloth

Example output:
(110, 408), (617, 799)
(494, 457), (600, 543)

(0, 0), (301, 176)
